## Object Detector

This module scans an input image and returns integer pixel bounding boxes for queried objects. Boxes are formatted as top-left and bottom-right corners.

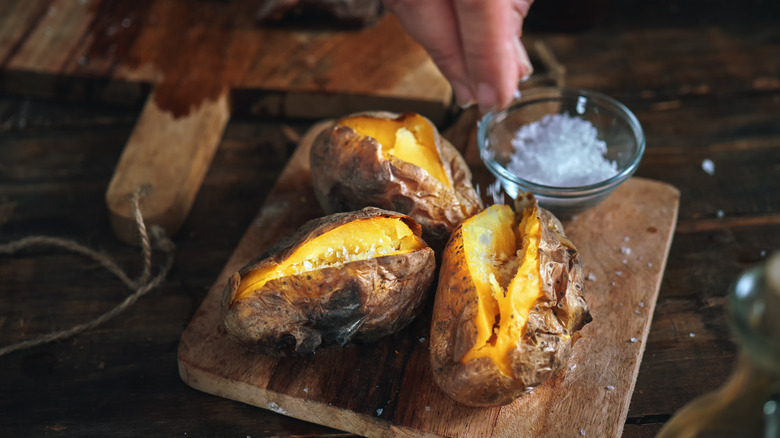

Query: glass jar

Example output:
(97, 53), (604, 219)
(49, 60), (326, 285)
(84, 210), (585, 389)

(656, 252), (780, 438)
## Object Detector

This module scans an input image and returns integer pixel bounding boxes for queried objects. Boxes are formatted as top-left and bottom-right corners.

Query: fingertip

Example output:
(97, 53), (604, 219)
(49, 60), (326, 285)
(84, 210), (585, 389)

(451, 80), (476, 108)
(477, 83), (499, 113)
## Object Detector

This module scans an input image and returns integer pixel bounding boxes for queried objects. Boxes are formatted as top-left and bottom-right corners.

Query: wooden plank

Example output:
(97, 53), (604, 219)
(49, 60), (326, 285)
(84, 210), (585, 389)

(177, 120), (680, 437)
(0, 0), (452, 123)
(105, 88), (229, 245)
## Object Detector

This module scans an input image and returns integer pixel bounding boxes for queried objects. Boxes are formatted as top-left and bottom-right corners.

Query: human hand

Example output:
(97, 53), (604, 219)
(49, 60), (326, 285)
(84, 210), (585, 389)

(382, 0), (534, 112)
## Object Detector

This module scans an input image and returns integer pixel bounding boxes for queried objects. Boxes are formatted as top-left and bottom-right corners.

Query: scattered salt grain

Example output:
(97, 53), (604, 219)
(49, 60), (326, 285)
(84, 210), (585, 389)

(634, 310), (641, 315)
(630, 337), (638, 343)
(701, 158), (715, 175)
(580, 427), (587, 436)
(716, 210), (725, 218)
(376, 409), (383, 416)
(487, 180), (504, 204)
(303, 387), (309, 393)
(639, 301), (645, 308)
(606, 385), (615, 391)
(418, 337), (426, 343)
(611, 281), (616, 286)
(569, 364), (578, 371)
(501, 113), (618, 187)
(648, 262), (653, 268)
(689, 332), (696, 338)
(620, 246), (632, 255)
(623, 236), (630, 242)
(623, 259), (628, 265)
(425, 406), (431, 411)
(587, 273), (597, 281)
(615, 271), (623, 276)
(761, 250), (767, 257)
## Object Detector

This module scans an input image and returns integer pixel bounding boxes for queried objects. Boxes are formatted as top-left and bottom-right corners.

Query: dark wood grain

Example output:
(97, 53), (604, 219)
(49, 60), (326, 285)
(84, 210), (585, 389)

(2, 0), (780, 437)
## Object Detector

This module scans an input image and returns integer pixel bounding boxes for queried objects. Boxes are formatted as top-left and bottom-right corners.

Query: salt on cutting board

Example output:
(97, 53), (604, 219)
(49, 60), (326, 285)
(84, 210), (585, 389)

(178, 117), (680, 437)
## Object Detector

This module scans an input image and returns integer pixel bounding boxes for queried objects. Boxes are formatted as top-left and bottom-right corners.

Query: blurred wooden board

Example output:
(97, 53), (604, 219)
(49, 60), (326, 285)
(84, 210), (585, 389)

(178, 117), (680, 437)
(0, 0), (452, 122)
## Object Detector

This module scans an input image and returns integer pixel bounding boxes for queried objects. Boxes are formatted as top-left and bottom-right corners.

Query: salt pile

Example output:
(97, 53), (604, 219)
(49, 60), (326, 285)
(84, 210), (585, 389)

(506, 113), (618, 187)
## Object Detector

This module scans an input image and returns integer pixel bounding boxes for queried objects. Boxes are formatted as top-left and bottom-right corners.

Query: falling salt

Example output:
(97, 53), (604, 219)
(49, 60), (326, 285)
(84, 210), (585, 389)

(716, 210), (725, 218)
(503, 113), (618, 186)
(689, 332), (696, 338)
(701, 158), (715, 175)
(587, 273), (597, 281)
(376, 409), (383, 416)
(487, 179), (504, 204)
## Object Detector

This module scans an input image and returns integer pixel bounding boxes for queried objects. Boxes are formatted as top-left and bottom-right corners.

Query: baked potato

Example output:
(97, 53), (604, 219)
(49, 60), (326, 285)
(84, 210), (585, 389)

(429, 194), (592, 407)
(222, 207), (436, 356)
(310, 112), (483, 243)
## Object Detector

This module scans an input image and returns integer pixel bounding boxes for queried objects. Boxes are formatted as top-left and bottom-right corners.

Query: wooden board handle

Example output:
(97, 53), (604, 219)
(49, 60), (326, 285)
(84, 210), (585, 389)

(106, 89), (230, 245)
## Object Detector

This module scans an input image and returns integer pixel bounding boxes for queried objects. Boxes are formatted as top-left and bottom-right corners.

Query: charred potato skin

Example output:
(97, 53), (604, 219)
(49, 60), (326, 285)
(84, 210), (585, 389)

(309, 112), (483, 243)
(222, 207), (436, 357)
(430, 205), (592, 407)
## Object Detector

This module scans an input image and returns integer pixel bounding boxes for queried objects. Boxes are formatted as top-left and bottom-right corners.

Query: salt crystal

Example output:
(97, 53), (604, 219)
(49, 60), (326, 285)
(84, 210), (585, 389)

(487, 180), (504, 204)
(630, 337), (638, 343)
(701, 159), (715, 175)
(639, 301), (645, 307)
(623, 259), (628, 264)
(303, 387), (309, 393)
(716, 210), (725, 218)
(689, 332), (696, 338)
(587, 273), (597, 281)
(606, 385), (615, 391)
(615, 271), (623, 276)
(761, 250), (767, 257)
(580, 428), (587, 436)
(500, 113), (618, 187)
(620, 246), (632, 255)
(648, 262), (653, 268)
(377, 409), (383, 416)
(425, 406), (431, 411)
(569, 364), (578, 371)
(623, 236), (630, 242)
(634, 310), (641, 315)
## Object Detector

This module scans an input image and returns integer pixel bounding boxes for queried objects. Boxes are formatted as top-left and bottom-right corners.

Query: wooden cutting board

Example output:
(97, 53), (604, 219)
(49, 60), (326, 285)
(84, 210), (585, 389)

(0, 0), (451, 121)
(178, 118), (680, 437)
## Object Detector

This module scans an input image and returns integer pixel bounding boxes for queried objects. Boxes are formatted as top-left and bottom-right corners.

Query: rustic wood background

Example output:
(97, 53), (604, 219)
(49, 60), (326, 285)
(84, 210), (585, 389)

(1, 0), (779, 437)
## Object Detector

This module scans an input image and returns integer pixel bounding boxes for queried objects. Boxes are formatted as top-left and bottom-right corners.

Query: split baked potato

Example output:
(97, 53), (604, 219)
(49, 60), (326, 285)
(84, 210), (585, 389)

(310, 112), (483, 243)
(222, 207), (436, 356)
(430, 194), (592, 407)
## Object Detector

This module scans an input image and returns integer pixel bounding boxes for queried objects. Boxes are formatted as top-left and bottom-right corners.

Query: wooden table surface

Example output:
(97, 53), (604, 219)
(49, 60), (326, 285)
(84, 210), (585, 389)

(1, 1), (779, 437)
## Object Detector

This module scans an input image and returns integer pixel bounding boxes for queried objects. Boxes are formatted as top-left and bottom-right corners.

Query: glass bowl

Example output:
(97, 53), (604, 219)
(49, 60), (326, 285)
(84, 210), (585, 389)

(477, 87), (645, 217)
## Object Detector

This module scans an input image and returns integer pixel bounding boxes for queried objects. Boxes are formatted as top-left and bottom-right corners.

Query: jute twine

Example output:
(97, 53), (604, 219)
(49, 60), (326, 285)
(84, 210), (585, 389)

(0, 188), (175, 358)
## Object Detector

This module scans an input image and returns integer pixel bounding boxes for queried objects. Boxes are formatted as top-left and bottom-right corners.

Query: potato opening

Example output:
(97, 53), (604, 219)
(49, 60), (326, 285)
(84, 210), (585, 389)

(337, 113), (451, 187)
(459, 203), (543, 377)
(232, 217), (426, 303)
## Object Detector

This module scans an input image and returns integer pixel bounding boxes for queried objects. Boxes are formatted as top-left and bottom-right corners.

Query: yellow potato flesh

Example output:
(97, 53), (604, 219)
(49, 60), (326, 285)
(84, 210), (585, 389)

(338, 114), (451, 187)
(233, 217), (425, 303)
(460, 204), (543, 377)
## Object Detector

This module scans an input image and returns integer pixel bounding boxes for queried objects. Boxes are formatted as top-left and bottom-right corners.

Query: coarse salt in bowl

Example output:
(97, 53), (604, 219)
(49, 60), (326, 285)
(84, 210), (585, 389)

(478, 87), (645, 217)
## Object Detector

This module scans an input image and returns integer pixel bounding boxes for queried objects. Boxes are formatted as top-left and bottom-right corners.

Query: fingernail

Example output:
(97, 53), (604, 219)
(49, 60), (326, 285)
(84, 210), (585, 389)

(477, 82), (498, 113)
(516, 39), (534, 81)
(451, 81), (475, 108)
